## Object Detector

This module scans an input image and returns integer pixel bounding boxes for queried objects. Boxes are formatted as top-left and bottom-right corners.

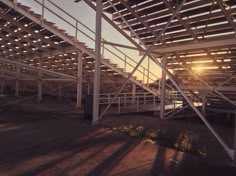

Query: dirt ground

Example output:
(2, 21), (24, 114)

(0, 96), (236, 176)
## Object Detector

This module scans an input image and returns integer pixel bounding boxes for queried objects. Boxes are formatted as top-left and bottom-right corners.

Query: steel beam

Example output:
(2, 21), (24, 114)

(202, 94), (207, 116)
(180, 85), (236, 92)
(15, 59), (20, 97)
(76, 51), (83, 108)
(160, 56), (167, 119)
(234, 112), (236, 162)
(153, 37), (236, 53)
(152, 55), (234, 160)
(216, 0), (236, 32)
(83, 0), (144, 51)
(132, 83), (136, 104)
(92, 0), (102, 124)
(38, 58), (42, 102)
(97, 0), (187, 122)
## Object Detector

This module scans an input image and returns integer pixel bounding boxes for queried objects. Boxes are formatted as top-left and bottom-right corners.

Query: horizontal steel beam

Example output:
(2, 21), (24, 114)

(153, 37), (236, 53)
(180, 85), (236, 92)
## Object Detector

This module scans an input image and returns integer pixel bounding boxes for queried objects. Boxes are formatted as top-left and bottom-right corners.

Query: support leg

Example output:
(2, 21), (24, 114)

(202, 94), (207, 116)
(76, 51), (83, 109)
(132, 83), (136, 104)
(234, 112), (236, 163)
(92, 0), (102, 124)
(160, 56), (167, 119)
(38, 59), (42, 102)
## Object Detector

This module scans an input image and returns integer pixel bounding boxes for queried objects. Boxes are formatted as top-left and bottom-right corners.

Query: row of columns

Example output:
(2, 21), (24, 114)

(6, 51), (84, 107)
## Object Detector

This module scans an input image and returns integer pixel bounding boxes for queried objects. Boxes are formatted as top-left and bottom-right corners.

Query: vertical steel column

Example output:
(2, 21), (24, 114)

(147, 57), (150, 84)
(76, 51), (83, 108)
(15, 59), (19, 97)
(151, 55), (234, 160)
(41, 0), (45, 24)
(87, 82), (90, 95)
(92, 0), (102, 124)
(202, 94), (207, 116)
(38, 59), (42, 102)
(234, 111), (236, 163)
(160, 56), (167, 119)
(132, 83), (136, 104)
(97, 0), (186, 122)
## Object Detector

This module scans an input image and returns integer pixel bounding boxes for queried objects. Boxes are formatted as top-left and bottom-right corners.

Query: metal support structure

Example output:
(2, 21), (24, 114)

(153, 37), (236, 54)
(92, 0), (102, 124)
(216, 0), (236, 32)
(132, 83), (136, 104)
(151, 54), (234, 160)
(38, 58), (42, 102)
(202, 94), (207, 116)
(160, 56), (167, 119)
(15, 59), (20, 97)
(87, 82), (90, 95)
(97, 0), (186, 122)
(147, 57), (150, 84)
(171, 56), (236, 106)
(234, 111), (236, 162)
(41, 0), (45, 24)
(76, 51), (83, 108)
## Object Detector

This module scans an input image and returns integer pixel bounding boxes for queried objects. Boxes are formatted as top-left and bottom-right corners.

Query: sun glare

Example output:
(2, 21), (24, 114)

(192, 66), (219, 72)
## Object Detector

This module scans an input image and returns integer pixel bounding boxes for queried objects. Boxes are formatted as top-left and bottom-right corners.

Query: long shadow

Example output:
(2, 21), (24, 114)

(55, 141), (119, 176)
(85, 139), (140, 176)
(19, 140), (114, 176)
(150, 146), (167, 176)
(0, 129), (130, 175)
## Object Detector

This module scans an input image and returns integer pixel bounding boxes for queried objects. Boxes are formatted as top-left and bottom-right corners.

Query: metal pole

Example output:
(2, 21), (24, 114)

(147, 57), (150, 84)
(38, 58), (42, 102)
(75, 21), (78, 42)
(92, 0), (102, 124)
(124, 94), (127, 107)
(118, 97), (121, 113)
(144, 93), (146, 105)
(97, 0), (186, 122)
(152, 56), (234, 160)
(160, 56), (167, 119)
(136, 97), (139, 112)
(76, 51), (83, 108)
(87, 82), (90, 95)
(202, 94), (207, 116)
(132, 83), (136, 104)
(234, 111), (236, 163)
(41, 0), (45, 24)
(15, 59), (19, 97)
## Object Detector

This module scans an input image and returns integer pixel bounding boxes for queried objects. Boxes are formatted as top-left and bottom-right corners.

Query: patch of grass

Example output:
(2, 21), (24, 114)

(110, 125), (207, 156)
(173, 130), (207, 156)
